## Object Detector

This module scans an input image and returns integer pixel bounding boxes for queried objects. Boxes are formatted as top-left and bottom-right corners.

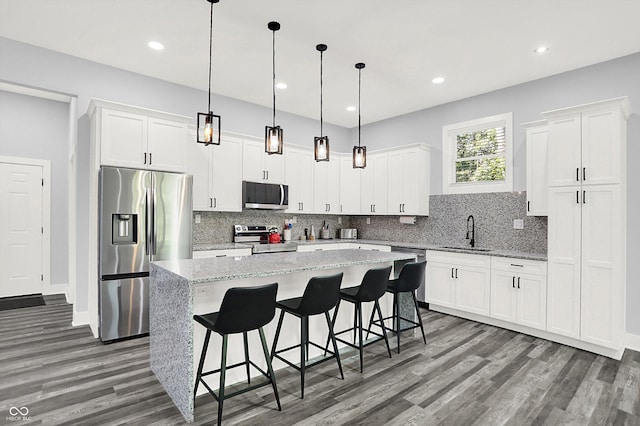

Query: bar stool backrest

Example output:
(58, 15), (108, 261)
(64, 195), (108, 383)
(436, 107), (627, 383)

(395, 260), (427, 292)
(297, 272), (344, 316)
(213, 283), (278, 334)
(356, 266), (392, 302)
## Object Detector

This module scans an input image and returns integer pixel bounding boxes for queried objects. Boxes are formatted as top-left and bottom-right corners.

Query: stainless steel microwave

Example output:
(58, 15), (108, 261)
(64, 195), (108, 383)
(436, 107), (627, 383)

(242, 181), (288, 210)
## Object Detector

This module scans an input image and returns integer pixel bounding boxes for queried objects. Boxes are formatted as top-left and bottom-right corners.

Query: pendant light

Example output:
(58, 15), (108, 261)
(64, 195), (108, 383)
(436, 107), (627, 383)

(265, 21), (283, 155)
(197, 0), (221, 145)
(314, 44), (329, 162)
(353, 62), (366, 168)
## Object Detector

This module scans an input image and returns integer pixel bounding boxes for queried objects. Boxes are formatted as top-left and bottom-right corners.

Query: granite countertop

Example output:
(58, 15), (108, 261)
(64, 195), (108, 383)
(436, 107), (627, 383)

(153, 249), (416, 284)
(193, 242), (253, 251)
(292, 238), (547, 261)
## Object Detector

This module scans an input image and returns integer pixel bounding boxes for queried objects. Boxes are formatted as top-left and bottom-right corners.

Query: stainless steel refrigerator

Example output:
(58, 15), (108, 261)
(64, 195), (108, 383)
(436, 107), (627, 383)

(99, 166), (192, 342)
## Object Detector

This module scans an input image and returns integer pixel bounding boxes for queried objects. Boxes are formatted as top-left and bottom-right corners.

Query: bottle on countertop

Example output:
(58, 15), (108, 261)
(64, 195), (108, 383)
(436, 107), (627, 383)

(309, 225), (316, 240)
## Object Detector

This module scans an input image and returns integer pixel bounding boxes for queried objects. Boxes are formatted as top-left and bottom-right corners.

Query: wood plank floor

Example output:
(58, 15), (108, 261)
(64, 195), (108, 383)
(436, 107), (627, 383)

(1, 295), (639, 425)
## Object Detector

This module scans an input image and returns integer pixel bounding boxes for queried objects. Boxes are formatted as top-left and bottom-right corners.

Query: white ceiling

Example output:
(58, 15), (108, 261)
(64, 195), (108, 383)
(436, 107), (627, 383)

(2, 0), (640, 128)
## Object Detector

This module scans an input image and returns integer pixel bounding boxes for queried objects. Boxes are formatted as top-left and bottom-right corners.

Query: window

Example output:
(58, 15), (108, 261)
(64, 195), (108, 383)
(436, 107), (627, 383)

(442, 112), (513, 194)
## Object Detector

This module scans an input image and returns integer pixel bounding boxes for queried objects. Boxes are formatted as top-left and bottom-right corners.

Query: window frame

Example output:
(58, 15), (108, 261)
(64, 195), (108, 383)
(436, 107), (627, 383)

(442, 112), (513, 194)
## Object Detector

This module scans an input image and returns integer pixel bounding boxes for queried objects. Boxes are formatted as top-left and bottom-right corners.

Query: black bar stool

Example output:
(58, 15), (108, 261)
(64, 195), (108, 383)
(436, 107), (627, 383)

(193, 283), (281, 426)
(368, 260), (427, 353)
(328, 266), (392, 373)
(270, 272), (344, 398)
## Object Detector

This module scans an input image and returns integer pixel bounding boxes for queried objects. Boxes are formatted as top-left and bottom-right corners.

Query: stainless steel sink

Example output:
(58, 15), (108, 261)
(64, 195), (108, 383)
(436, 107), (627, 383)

(440, 246), (492, 252)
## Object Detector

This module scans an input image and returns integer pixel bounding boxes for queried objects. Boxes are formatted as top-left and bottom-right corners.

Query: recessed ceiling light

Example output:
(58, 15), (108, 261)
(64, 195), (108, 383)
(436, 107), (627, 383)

(276, 82), (287, 89)
(432, 77), (445, 84)
(534, 46), (549, 54)
(346, 106), (356, 112)
(148, 41), (164, 51)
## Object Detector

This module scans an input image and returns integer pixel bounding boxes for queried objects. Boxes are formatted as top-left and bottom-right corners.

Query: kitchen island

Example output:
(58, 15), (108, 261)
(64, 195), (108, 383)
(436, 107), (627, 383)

(150, 249), (416, 422)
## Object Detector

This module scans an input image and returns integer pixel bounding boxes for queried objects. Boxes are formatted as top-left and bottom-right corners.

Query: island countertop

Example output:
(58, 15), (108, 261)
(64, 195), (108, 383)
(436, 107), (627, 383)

(152, 249), (416, 284)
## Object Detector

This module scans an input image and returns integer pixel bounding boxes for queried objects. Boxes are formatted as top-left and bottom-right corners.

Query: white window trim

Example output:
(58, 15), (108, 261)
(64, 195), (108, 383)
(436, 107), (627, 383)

(442, 112), (513, 194)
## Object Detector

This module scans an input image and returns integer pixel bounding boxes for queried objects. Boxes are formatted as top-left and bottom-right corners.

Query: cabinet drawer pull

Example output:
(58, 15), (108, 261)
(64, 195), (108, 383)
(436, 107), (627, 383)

(215, 254), (226, 258)
(510, 263), (524, 267)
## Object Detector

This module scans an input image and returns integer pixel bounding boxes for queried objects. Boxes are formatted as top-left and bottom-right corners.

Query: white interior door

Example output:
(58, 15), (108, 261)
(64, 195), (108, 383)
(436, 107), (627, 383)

(0, 162), (43, 297)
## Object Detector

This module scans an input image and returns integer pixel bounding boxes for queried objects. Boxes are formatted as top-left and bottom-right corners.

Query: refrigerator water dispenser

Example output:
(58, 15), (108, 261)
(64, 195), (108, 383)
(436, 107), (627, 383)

(112, 213), (137, 244)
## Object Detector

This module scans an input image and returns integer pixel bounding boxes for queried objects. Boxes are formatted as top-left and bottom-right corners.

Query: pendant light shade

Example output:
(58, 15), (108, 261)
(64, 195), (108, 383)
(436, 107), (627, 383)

(353, 62), (367, 168)
(314, 44), (329, 162)
(197, 0), (221, 145)
(265, 21), (283, 155)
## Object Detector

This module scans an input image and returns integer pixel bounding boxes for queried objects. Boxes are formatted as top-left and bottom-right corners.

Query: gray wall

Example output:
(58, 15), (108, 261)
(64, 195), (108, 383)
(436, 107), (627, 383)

(0, 37), (350, 312)
(0, 90), (69, 287)
(354, 52), (640, 335)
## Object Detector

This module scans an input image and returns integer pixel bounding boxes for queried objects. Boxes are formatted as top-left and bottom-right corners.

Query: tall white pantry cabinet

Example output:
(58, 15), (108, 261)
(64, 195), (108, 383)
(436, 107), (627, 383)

(543, 97), (630, 352)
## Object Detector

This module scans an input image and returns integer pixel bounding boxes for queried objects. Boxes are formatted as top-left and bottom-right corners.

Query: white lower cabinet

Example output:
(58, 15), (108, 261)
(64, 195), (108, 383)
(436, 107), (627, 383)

(425, 251), (490, 316)
(193, 248), (252, 259)
(490, 257), (547, 331)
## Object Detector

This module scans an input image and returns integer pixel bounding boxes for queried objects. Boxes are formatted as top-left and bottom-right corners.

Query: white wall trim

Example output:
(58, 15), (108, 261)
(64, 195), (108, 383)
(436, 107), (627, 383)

(43, 282), (67, 296)
(625, 333), (640, 352)
(0, 80), (73, 103)
(72, 308), (92, 331)
(67, 97), (78, 305)
(0, 156), (51, 297)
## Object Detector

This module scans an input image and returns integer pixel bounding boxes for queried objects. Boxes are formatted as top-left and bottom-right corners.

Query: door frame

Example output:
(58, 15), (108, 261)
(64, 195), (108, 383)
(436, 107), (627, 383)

(0, 156), (51, 294)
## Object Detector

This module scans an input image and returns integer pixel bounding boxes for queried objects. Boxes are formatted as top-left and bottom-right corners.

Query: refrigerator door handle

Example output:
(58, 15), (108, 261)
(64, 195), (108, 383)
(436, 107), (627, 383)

(145, 188), (151, 255)
(151, 176), (157, 256)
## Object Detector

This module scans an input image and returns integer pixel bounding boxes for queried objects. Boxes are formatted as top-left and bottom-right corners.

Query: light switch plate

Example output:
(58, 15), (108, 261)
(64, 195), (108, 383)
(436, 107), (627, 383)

(195, 214), (201, 224)
(513, 219), (524, 230)
(338, 217), (342, 224)
(366, 217), (371, 225)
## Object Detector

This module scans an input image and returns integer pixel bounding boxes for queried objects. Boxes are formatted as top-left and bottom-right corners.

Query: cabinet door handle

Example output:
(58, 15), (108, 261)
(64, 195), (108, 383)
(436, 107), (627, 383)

(149, 152), (152, 165)
(455, 268), (458, 279)
(209, 197), (213, 208)
(517, 277), (521, 289)
(451, 268), (454, 278)
(576, 190), (580, 204)
(512, 276), (515, 288)
(144, 152), (147, 165)
(373, 204), (376, 213)
(527, 201), (530, 212)
(266, 170), (269, 180)
(576, 167), (580, 182)
(583, 190), (586, 204)
(583, 167), (586, 181)
(213, 198), (217, 208)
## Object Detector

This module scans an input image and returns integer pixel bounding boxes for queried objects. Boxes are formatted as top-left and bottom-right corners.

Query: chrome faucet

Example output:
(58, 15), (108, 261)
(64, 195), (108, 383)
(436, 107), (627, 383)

(466, 215), (475, 248)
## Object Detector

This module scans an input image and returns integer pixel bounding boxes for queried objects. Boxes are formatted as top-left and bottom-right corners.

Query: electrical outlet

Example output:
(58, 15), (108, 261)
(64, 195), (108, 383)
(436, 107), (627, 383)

(513, 219), (524, 230)
(292, 217), (297, 224)
(366, 217), (371, 225)
(195, 214), (201, 224)
(338, 217), (342, 225)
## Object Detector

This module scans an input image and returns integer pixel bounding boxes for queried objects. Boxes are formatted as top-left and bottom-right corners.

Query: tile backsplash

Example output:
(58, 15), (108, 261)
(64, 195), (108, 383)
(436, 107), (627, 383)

(351, 192), (547, 253)
(194, 192), (547, 254)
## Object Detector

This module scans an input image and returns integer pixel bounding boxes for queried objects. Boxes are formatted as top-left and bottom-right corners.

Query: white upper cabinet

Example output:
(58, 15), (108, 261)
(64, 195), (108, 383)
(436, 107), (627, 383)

(543, 97), (630, 187)
(360, 152), (388, 214)
(242, 139), (285, 183)
(523, 121), (548, 216)
(188, 131), (243, 212)
(387, 145), (430, 215)
(94, 101), (189, 173)
(313, 158), (340, 214)
(339, 155), (361, 215)
(285, 147), (314, 213)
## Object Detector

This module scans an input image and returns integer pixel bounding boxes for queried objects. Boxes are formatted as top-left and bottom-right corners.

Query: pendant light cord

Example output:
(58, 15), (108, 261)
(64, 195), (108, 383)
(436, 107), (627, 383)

(207, 0), (213, 112)
(272, 28), (276, 127)
(358, 67), (361, 148)
(320, 49), (324, 137)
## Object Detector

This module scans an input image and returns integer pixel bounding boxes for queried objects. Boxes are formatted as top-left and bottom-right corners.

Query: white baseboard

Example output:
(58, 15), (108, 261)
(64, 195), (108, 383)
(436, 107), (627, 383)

(43, 282), (67, 296)
(72, 309), (89, 327)
(625, 333), (640, 352)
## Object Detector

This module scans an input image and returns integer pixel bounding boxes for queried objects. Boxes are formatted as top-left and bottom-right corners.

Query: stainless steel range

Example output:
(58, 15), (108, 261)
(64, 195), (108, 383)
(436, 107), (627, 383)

(233, 225), (298, 254)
